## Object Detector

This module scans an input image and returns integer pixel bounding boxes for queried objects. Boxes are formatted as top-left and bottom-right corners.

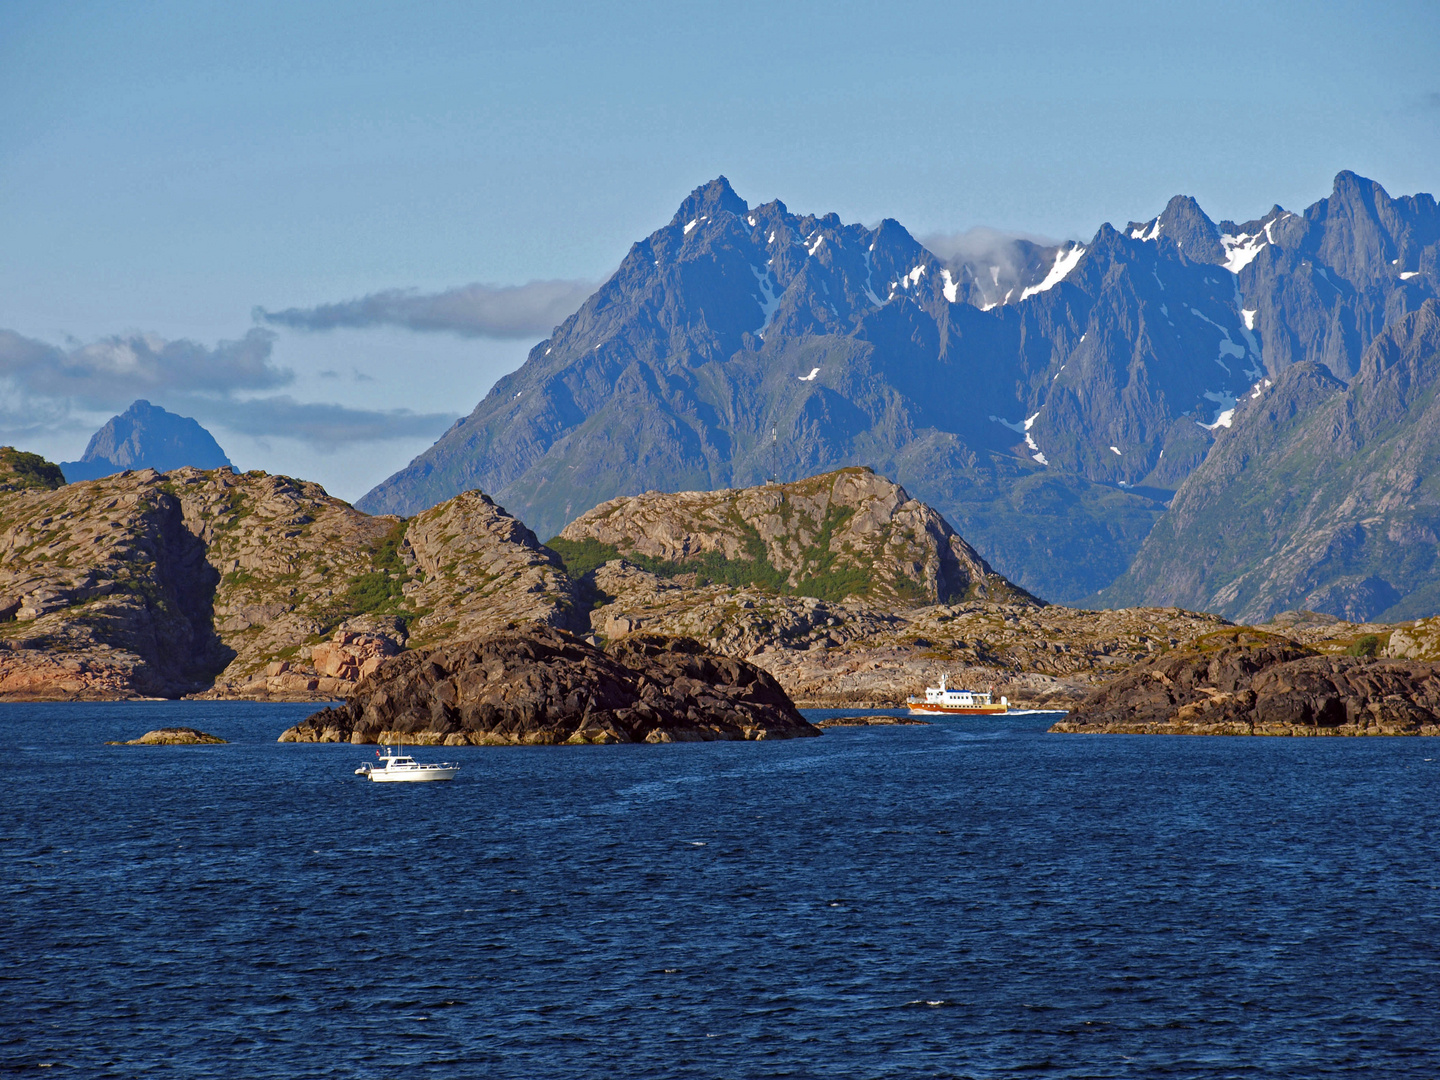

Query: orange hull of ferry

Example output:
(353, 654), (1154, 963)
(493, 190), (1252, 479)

(906, 699), (1008, 715)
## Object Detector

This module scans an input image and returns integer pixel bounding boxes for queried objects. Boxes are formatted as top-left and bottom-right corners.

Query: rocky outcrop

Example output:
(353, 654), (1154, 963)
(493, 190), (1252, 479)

(0, 464), (402, 698)
(0, 644), (142, 700)
(559, 468), (1031, 606)
(0, 461), (589, 700)
(399, 488), (587, 647)
(311, 629), (400, 681)
(1384, 616), (1440, 660)
(279, 625), (816, 745)
(1051, 629), (1440, 735)
(108, 727), (226, 745)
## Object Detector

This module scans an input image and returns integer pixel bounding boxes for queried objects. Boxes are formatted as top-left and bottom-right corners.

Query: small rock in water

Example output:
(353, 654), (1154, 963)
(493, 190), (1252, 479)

(814, 716), (929, 728)
(107, 726), (226, 745)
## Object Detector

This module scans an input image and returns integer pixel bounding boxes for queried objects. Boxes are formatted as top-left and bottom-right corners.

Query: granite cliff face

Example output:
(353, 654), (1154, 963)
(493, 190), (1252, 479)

(556, 467), (1029, 606)
(280, 625), (816, 745)
(60, 400), (231, 482)
(358, 172), (1439, 605)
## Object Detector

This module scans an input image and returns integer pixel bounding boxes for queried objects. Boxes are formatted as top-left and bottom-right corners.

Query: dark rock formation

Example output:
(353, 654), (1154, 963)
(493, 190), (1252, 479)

(279, 625), (818, 745)
(1051, 629), (1440, 735)
(61, 400), (231, 482)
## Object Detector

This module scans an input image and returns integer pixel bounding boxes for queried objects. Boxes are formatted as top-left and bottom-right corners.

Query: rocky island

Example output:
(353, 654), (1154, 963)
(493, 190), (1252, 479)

(280, 625), (816, 745)
(1051, 629), (1440, 736)
(107, 727), (226, 745)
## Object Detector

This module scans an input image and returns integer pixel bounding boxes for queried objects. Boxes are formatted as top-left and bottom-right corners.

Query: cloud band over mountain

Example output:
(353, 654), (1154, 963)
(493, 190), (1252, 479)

(0, 327), (454, 450)
(0, 327), (290, 406)
(256, 279), (599, 339)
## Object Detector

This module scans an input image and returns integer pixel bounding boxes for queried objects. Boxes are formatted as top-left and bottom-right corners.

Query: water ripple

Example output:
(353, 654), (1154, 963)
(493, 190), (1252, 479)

(2, 701), (1437, 1077)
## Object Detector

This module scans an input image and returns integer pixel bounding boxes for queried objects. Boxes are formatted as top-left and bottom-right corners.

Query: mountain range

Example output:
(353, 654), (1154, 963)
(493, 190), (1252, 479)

(355, 171), (1440, 617)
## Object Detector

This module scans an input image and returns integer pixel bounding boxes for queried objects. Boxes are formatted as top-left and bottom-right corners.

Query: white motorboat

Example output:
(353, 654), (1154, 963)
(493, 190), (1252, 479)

(354, 746), (460, 782)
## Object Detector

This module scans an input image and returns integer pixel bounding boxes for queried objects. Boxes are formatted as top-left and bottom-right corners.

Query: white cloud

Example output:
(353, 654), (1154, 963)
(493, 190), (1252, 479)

(0, 326), (455, 454)
(204, 396), (455, 449)
(0, 327), (289, 408)
(256, 278), (599, 339)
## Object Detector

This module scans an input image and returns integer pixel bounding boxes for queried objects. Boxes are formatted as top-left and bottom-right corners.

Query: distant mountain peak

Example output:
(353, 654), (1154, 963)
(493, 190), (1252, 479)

(1124, 194), (1223, 263)
(60, 400), (231, 483)
(669, 176), (749, 229)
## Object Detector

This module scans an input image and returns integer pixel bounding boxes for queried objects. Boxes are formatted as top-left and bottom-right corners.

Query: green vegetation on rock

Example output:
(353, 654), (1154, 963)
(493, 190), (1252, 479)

(318, 519), (414, 631)
(0, 447), (66, 492)
(550, 521), (877, 601)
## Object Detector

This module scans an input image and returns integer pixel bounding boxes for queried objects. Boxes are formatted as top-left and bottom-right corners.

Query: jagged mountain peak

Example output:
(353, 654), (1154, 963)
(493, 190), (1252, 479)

(1124, 194), (1222, 263)
(669, 176), (749, 229)
(1332, 169), (1383, 199)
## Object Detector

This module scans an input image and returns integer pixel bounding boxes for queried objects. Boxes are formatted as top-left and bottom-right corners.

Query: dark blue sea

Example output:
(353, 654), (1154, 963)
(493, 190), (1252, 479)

(4, 703), (1438, 1078)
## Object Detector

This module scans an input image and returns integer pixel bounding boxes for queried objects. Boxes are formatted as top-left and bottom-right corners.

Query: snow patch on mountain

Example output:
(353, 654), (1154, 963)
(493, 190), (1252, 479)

(988, 412), (1047, 464)
(1020, 245), (1085, 301)
(1130, 219), (1161, 242)
(1188, 306), (1254, 375)
(798, 367), (820, 382)
(1220, 231), (1266, 273)
(752, 265), (781, 331)
(861, 250), (884, 306)
(1200, 390), (1238, 430)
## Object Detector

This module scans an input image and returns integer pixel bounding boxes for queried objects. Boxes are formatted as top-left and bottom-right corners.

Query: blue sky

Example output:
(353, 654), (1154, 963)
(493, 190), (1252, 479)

(2, 0), (1437, 499)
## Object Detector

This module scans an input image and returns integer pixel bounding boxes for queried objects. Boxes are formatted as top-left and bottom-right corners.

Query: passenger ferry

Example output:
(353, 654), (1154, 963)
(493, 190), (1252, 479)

(906, 674), (1008, 715)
